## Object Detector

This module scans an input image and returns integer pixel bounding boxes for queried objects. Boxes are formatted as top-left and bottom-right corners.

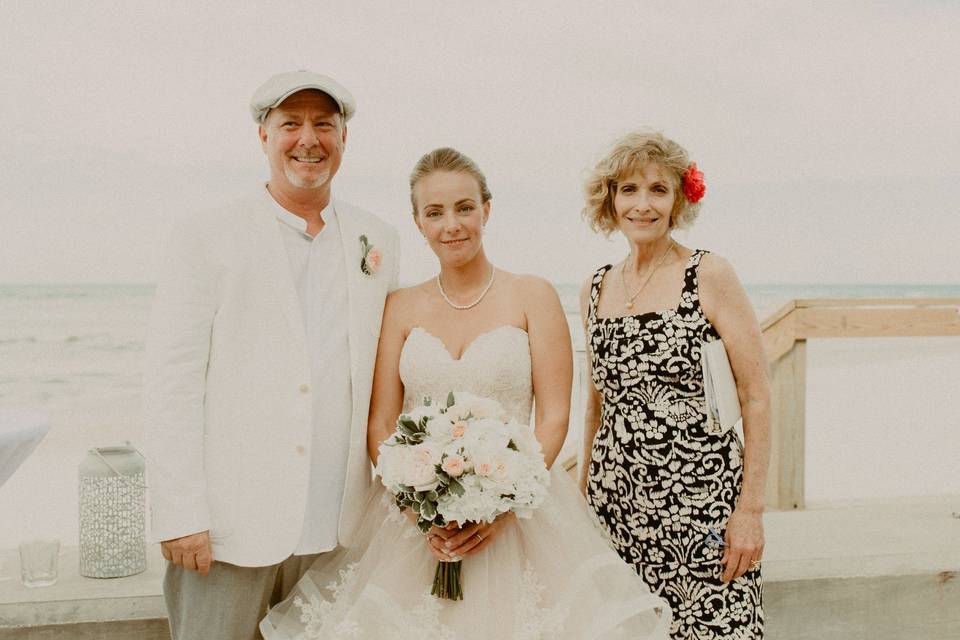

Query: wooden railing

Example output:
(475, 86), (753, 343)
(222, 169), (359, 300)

(762, 298), (960, 509)
(566, 298), (960, 510)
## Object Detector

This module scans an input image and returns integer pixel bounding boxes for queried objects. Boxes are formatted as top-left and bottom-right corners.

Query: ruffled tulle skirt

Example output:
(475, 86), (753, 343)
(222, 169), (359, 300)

(260, 468), (671, 639)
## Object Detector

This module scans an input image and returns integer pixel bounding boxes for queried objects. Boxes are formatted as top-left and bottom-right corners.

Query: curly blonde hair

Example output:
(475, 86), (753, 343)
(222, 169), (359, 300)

(582, 130), (702, 235)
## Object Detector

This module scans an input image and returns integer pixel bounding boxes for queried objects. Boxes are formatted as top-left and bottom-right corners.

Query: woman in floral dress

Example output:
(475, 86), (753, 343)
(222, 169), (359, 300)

(578, 131), (770, 639)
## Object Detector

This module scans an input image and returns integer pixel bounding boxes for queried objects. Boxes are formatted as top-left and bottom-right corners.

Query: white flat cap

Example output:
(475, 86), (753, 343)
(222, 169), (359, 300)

(250, 70), (356, 123)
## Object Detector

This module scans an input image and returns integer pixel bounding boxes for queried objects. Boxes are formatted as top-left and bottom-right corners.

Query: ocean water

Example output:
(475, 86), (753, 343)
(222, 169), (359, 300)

(2, 282), (960, 415)
(0, 284), (150, 413)
(1, 282), (959, 546)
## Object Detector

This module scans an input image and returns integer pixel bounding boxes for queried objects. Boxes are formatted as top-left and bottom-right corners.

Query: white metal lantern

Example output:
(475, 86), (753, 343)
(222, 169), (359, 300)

(78, 445), (147, 578)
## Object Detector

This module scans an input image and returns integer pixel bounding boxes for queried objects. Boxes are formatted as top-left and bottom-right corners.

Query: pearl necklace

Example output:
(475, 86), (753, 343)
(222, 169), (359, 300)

(437, 266), (496, 310)
(621, 240), (674, 310)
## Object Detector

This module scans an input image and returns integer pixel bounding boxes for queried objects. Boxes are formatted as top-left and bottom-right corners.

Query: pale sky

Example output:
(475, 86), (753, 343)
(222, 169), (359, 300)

(1, 0), (958, 285)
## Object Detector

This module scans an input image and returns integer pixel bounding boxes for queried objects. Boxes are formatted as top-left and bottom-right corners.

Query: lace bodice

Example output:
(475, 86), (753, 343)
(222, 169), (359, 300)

(399, 325), (533, 424)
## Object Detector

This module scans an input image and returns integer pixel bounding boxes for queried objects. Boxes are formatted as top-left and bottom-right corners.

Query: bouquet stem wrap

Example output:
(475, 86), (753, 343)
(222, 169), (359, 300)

(432, 559), (463, 600)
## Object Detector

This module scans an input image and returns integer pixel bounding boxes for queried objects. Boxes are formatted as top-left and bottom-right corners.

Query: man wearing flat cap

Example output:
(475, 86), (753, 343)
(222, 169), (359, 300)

(144, 70), (399, 639)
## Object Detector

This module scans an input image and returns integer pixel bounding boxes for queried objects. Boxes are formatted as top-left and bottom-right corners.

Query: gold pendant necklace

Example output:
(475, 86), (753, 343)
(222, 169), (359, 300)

(621, 240), (674, 310)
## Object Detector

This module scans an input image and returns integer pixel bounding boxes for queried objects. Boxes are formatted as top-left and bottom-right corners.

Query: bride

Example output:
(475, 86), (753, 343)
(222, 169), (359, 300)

(260, 148), (671, 639)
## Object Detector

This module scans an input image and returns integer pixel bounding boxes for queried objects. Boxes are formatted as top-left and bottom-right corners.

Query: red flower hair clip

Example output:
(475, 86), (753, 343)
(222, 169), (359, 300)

(682, 162), (706, 204)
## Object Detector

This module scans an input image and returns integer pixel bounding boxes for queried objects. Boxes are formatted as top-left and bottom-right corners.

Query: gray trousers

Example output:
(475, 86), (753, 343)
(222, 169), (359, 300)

(163, 553), (321, 640)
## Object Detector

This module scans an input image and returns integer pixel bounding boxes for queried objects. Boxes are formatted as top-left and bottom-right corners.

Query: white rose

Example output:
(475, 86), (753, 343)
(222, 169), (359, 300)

(444, 392), (506, 423)
(427, 415), (455, 440)
(377, 444), (412, 489)
(444, 403), (471, 422)
(405, 443), (440, 491)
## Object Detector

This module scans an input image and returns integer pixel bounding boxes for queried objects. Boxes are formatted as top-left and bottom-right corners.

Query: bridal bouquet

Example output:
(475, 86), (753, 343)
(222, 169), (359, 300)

(376, 391), (551, 600)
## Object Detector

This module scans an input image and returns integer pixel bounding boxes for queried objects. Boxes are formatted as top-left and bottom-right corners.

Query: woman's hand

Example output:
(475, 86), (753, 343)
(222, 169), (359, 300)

(402, 508), (458, 562)
(426, 513), (517, 561)
(424, 522), (461, 562)
(720, 507), (765, 582)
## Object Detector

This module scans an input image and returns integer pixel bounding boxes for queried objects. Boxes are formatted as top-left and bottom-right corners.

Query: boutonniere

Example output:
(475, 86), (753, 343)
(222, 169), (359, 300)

(359, 235), (382, 276)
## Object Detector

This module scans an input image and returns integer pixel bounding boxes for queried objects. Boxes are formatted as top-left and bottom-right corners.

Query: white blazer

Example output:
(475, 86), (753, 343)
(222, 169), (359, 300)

(143, 189), (398, 567)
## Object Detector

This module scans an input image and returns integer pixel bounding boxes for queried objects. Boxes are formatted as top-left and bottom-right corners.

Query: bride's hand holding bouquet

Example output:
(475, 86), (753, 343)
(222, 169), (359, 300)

(376, 391), (550, 600)
(420, 511), (516, 564)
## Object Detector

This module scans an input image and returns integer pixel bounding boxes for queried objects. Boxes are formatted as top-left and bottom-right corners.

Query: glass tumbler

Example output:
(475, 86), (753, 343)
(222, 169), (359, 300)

(19, 539), (60, 587)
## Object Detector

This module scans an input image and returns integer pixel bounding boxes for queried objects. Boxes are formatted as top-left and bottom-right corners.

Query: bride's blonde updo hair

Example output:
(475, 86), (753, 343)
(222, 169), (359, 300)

(409, 147), (492, 216)
(582, 130), (702, 235)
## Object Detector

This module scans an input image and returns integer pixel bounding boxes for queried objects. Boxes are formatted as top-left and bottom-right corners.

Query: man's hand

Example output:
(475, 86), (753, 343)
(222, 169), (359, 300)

(161, 531), (213, 576)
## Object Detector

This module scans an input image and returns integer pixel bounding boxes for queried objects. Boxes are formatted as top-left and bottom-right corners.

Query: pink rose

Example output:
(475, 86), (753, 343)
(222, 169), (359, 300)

(441, 455), (466, 477)
(364, 247), (382, 274)
(474, 461), (493, 476)
(451, 422), (467, 438)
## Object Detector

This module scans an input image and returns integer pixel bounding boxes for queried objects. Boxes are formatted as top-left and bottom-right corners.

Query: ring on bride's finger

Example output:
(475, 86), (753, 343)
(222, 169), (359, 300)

(476, 532), (484, 542)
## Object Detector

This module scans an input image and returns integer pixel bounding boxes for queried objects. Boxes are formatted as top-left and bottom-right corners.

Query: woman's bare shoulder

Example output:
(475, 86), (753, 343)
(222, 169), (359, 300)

(385, 281), (435, 323)
(499, 271), (560, 304)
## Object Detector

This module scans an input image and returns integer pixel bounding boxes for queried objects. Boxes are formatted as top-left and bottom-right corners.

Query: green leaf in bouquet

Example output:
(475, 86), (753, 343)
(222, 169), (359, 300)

(417, 519), (433, 534)
(446, 392), (455, 408)
(420, 501), (437, 520)
(448, 477), (465, 497)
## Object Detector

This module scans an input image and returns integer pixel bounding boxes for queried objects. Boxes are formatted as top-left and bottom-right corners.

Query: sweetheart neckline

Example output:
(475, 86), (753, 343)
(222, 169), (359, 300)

(406, 325), (529, 362)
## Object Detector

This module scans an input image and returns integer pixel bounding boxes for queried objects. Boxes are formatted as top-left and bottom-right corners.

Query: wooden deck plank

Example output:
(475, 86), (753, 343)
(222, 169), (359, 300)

(795, 307), (960, 339)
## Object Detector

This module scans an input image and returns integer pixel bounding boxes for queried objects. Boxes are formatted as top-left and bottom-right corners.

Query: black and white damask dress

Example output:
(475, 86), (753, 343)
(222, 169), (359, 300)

(585, 250), (763, 640)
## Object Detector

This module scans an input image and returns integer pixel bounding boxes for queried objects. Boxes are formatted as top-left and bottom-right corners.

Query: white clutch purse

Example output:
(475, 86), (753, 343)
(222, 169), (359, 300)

(701, 339), (742, 435)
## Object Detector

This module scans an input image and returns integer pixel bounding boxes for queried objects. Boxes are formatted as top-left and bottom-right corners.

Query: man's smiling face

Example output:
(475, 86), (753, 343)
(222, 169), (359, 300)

(259, 89), (347, 193)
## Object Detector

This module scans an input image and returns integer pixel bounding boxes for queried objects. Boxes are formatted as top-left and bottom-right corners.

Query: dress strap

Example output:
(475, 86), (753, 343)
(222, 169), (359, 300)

(588, 265), (612, 323)
(678, 250), (710, 316)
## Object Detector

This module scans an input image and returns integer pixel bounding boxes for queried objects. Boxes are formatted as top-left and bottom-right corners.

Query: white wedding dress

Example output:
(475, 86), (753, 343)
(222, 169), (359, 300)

(260, 325), (671, 639)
